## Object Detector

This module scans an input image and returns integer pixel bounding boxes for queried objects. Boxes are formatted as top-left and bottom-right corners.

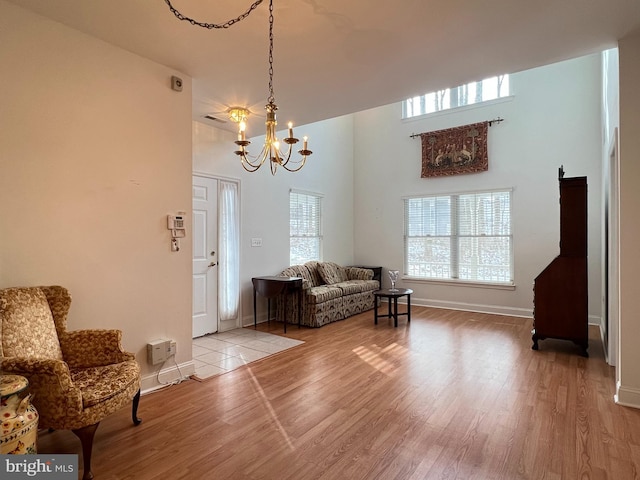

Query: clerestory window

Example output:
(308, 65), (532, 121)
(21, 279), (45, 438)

(403, 75), (510, 118)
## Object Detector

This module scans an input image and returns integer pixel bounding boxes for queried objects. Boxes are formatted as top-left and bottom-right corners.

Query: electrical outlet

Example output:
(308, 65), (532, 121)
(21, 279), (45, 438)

(169, 341), (177, 357)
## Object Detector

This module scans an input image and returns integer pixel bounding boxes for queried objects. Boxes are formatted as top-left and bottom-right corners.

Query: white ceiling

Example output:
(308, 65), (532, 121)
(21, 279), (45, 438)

(7, 0), (640, 131)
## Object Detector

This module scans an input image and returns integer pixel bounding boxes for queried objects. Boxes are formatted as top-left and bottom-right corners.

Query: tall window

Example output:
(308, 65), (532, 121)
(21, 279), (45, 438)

(403, 75), (510, 118)
(404, 190), (513, 284)
(290, 190), (322, 265)
(218, 180), (240, 321)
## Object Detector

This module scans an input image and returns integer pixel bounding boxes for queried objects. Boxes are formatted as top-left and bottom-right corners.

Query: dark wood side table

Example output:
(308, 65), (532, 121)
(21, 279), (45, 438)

(373, 288), (413, 327)
(252, 276), (303, 333)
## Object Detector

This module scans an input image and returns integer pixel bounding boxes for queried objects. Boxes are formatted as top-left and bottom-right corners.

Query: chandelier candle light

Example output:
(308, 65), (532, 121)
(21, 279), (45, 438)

(233, 0), (312, 174)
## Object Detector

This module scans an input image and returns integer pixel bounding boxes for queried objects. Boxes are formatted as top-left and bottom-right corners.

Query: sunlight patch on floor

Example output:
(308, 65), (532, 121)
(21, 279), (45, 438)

(352, 342), (409, 374)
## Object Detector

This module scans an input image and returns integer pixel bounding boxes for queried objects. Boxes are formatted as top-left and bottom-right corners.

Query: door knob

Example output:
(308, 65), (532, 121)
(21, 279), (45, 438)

(208, 262), (218, 267)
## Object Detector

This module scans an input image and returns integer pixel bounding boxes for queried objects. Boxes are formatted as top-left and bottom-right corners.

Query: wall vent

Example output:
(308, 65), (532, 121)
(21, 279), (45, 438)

(204, 114), (226, 123)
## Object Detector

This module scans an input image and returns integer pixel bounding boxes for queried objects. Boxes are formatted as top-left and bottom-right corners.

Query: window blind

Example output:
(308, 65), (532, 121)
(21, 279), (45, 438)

(404, 190), (512, 283)
(290, 191), (322, 265)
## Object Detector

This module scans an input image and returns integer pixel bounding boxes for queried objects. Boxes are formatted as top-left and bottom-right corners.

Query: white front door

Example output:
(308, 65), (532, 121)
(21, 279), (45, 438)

(192, 176), (218, 337)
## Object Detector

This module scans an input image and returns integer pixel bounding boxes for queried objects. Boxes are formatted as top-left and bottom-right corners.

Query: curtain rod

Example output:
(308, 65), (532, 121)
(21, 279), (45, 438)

(409, 117), (504, 139)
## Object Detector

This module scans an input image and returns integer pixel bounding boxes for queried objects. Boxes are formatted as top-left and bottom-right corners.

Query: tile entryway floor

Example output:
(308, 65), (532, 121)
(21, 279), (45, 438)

(192, 328), (304, 380)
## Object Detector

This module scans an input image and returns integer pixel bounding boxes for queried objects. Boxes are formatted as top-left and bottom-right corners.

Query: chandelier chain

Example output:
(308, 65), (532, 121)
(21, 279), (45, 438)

(163, 0), (263, 29)
(267, 0), (275, 104)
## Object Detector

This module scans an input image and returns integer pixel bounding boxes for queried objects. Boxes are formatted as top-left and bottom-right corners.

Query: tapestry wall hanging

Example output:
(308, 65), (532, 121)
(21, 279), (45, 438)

(419, 121), (489, 178)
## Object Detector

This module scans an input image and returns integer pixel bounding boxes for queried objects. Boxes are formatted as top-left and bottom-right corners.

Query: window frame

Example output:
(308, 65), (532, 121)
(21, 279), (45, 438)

(289, 189), (323, 265)
(402, 75), (511, 119)
(403, 189), (514, 288)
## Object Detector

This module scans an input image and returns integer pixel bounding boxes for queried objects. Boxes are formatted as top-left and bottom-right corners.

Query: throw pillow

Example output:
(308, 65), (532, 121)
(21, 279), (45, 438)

(318, 262), (350, 284)
(317, 262), (341, 285)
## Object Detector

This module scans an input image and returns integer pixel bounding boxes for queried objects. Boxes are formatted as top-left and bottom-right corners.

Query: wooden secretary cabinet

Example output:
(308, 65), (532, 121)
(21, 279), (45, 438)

(532, 168), (588, 356)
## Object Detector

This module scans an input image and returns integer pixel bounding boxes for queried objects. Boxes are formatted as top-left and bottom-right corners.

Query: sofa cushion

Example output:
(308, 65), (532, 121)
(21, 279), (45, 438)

(335, 280), (379, 295)
(0, 287), (64, 360)
(70, 360), (140, 408)
(306, 285), (343, 304)
(317, 262), (348, 285)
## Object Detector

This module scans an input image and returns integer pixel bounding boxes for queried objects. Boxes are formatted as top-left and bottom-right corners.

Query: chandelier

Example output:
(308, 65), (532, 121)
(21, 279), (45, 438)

(164, 0), (311, 175)
(233, 0), (312, 174)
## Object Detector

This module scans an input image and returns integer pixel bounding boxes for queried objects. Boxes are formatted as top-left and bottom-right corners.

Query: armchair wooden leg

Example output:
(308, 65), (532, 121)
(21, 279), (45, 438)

(72, 422), (99, 480)
(132, 389), (142, 425)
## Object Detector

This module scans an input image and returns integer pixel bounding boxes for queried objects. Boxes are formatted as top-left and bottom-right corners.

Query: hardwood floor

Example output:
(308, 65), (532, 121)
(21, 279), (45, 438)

(38, 307), (640, 479)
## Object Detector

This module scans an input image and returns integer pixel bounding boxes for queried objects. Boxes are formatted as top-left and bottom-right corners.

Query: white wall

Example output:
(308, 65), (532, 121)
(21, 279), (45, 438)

(0, 1), (193, 391)
(353, 55), (603, 319)
(193, 114), (356, 326)
(602, 48), (620, 366)
(617, 30), (640, 407)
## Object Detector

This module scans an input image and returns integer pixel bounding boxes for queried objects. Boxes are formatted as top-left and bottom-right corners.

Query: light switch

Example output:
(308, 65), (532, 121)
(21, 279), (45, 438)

(251, 237), (263, 247)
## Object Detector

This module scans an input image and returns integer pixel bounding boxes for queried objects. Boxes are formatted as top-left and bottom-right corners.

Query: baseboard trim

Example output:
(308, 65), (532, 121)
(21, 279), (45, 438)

(411, 297), (532, 318)
(247, 299), (601, 326)
(615, 381), (640, 409)
(588, 314), (603, 326)
(242, 312), (269, 328)
(141, 360), (195, 395)
(219, 317), (240, 331)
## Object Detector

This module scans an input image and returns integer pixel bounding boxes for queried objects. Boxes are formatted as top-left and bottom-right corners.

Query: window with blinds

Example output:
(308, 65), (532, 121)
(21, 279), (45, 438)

(404, 190), (513, 284)
(290, 190), (323, 265)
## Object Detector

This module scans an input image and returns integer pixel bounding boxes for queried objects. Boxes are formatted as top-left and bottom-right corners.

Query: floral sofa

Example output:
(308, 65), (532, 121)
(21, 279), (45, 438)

(275, 261), (379, 327)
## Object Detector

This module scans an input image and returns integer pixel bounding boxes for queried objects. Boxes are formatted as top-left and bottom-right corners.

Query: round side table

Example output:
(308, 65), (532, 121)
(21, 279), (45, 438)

(1, 375), (39, 454)
(373, 288), (413, 327)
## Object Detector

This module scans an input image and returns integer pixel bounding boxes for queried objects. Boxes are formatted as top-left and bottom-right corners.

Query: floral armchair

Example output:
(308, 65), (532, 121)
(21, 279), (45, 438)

(0, 286), (141, 480)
